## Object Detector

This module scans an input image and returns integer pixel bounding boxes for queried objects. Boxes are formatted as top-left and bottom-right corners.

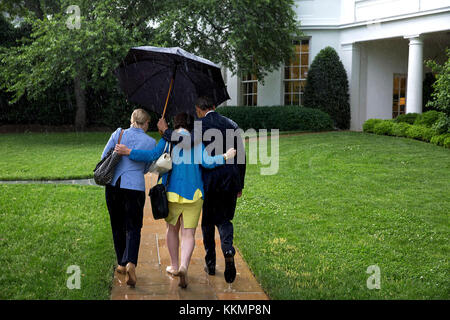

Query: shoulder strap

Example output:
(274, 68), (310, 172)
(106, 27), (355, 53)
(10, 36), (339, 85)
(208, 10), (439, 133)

(117, 129), (124, 144)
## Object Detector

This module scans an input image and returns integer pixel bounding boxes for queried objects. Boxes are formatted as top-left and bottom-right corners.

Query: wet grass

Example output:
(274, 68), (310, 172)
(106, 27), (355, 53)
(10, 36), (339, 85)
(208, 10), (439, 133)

(0, 184), (115, 299)
(234, 131), (450, 299)
(0, 131), (160, 181)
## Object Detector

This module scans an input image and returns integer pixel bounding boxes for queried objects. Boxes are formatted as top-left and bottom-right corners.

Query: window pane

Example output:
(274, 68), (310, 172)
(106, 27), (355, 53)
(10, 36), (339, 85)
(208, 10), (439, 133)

(285, 94), (291, 105)
(292, 94), (300, 105)
(301, 66), (308, 79)
(291, 67), (300, 79)
(301, 54), (308, 66)
(253, 94), (257, 106)
(292, 54), (300, 66)
(300, 80), (306, 92)
(284, 67), (290, 79)
(248, 94), (253, 106)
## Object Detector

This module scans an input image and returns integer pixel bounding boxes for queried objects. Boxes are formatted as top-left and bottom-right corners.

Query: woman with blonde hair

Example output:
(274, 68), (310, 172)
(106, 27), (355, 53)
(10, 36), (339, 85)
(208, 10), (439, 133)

(101, 108), (156, 287)
(115, 112), (236, 288)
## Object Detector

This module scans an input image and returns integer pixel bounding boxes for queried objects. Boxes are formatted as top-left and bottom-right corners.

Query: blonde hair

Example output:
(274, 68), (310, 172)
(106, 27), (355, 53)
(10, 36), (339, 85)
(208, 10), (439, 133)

(130, 109), (150, 128)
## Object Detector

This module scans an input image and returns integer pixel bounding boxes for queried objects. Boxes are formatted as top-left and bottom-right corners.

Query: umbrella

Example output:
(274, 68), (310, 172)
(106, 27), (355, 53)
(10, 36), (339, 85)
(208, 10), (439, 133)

(114, 46), (230, 118)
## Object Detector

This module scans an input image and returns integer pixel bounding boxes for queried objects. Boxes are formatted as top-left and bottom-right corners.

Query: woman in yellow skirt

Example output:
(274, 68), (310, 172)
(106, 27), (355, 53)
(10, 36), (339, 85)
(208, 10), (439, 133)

(116, 113), (236, 288)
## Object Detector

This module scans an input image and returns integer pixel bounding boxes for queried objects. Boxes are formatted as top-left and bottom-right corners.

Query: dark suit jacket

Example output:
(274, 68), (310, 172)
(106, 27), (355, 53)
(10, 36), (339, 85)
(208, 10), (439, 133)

(162, 111), (246, 193)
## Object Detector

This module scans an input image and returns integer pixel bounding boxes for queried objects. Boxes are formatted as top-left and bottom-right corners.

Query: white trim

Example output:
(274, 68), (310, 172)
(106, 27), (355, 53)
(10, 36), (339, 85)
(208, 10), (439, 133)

(300, 6), (450, 30)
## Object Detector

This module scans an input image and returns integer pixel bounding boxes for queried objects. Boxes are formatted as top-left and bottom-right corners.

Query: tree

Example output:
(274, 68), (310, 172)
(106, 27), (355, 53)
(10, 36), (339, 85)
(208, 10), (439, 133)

(154, 0), (302, 80)
(303, 46), (350, 130)
(0, 0), (301, 130)
(425, 48), (450, 133)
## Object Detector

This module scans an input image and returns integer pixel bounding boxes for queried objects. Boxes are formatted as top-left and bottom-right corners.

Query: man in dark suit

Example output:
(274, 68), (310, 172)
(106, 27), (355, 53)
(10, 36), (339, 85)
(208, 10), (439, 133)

(157, 96), (246, 283)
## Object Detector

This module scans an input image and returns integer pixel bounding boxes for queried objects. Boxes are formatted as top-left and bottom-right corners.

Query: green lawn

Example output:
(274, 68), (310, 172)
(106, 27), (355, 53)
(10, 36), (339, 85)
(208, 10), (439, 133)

(0, 184), (115, 299)
(0, 131), (160, 180)
(0, 130), (448, 300)
(234, 131), (450, 299)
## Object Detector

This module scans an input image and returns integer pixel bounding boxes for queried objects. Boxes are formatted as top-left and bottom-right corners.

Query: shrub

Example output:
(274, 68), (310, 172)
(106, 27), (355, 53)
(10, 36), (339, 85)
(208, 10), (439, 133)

(430, 133), (450, 146)
(373, 120), (394, 136)
(406, 125), (435, 142)
(394, 113), (420, 124)
(414, 110), (444, 128)
(362, 119), (383, 133)
(303, 46), (350, 129)
(431, 113), (450, 134)
(216, 106), (334, 131)
(391, 122), (412, 137)
(426, 48), (450, 117)
(444, 137), (450, 148)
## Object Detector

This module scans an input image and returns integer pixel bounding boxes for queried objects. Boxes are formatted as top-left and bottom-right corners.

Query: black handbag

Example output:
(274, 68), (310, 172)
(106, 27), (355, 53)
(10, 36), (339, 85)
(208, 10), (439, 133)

(93, 129), (124, 186)
(148, 143), (172, 220)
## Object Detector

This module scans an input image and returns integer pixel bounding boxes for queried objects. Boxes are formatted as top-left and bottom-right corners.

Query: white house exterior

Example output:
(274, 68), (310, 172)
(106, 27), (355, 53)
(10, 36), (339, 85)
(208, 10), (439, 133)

(223, 0), (450, 131)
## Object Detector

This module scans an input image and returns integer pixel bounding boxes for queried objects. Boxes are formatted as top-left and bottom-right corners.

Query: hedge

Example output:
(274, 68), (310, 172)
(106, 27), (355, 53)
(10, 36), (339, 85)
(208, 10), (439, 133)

(430, 133), (450, 146)
(413, 110), (444, 127)
(363, 118), (450, 148)
(405, 125), (434, 142)
(216, 106), (334, 132)
(362, 119), (383, 133)
(444, 137), (450, 148)
(373, 120), (394, 136)
(391, 122), (411, 137)
(394, 113), (420, 124)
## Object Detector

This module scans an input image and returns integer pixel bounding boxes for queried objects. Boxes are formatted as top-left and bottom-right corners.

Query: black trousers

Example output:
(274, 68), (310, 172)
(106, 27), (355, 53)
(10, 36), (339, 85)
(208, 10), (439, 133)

(201, 191), (238, 267)
(105, 177), (145, 267)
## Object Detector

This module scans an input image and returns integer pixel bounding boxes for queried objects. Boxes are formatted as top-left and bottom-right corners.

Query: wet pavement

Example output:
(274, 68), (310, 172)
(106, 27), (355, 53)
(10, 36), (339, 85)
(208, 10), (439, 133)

(110, 173), (269, 300)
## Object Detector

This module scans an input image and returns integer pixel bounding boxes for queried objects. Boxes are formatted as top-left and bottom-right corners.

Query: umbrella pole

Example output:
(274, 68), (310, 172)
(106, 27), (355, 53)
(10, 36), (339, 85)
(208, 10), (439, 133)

(161, 78), (174, 119)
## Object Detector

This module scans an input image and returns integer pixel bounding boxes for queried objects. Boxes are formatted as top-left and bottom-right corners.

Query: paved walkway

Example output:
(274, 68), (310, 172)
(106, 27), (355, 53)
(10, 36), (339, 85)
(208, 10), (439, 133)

(110, 173), (269, 300)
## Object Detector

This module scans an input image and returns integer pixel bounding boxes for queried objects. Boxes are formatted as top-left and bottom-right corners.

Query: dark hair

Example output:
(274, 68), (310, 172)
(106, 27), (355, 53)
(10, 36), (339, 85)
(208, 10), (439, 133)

(195, 96), (214, 111)
(173, 113), (194, 131)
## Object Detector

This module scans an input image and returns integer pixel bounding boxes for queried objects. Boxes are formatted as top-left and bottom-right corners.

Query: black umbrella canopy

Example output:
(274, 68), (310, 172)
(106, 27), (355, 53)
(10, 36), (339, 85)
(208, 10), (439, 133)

(114, 46), (230, 118)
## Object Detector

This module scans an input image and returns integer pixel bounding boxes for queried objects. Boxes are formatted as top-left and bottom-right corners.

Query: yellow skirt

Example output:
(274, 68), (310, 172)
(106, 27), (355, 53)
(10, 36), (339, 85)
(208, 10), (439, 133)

(166, 199), (203, 229)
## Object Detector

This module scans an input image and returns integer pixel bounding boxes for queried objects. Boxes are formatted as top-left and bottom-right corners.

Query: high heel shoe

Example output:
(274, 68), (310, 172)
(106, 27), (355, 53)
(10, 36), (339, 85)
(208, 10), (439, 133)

(166, 266), (179, 276)
(178, 266), (188, 288)
(126, 262), (137, 287)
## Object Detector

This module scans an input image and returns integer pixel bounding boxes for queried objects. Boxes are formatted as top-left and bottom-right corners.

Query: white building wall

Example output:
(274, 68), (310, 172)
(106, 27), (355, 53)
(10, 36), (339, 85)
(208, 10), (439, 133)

(363, 38), (409, 120)
(225, 0), (450, 130)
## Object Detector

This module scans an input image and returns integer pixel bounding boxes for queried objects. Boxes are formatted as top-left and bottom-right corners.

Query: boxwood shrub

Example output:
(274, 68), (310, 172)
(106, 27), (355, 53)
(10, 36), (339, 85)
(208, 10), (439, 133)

(405, 125), (435, 142)
(391, 122), (412, 137)
(362, 119), (383, 133)
(373, 120), (395, 136)
(430, 133), (450, 146)
(394, 113), (420, 124)
(444, 137), (450, 148)
(216, 106), (334, 131)
(413, 110), (444, 127)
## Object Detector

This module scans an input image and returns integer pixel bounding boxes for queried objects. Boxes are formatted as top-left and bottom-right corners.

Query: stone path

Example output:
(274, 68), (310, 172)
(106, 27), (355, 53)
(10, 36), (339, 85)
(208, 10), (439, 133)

(110, 173), (269, 300)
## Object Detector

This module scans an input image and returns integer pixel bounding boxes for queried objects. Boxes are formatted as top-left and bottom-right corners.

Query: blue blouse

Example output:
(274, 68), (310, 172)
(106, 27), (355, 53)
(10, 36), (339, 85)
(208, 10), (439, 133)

(101, 127), (156, 191)
(129, 130), (224, 200)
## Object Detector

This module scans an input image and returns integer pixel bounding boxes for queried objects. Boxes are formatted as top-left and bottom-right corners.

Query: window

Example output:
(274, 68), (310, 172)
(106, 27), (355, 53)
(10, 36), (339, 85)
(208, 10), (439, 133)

(241, 73), (258, 106)
(284, 39), (309, 105)
(393, 74), (406, 118)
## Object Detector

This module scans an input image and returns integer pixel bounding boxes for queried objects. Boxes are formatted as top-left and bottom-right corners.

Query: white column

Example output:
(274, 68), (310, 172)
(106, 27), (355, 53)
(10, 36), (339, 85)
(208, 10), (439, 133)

(342, 43), (362, 131)
(404, 35), (424, 114)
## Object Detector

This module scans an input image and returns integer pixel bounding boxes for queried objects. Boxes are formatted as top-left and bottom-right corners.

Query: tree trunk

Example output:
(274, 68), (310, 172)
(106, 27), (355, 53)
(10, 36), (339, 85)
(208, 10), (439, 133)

(74, 72), (87, 131)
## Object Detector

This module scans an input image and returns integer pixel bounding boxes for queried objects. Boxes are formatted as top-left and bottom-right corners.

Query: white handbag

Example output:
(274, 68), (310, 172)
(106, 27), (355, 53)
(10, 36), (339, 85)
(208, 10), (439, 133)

(149, 141), (172, 174)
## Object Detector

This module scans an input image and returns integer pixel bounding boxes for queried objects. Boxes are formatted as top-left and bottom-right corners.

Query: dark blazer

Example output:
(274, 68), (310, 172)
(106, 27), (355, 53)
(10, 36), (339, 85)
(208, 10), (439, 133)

(163, 111), (246, 193)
